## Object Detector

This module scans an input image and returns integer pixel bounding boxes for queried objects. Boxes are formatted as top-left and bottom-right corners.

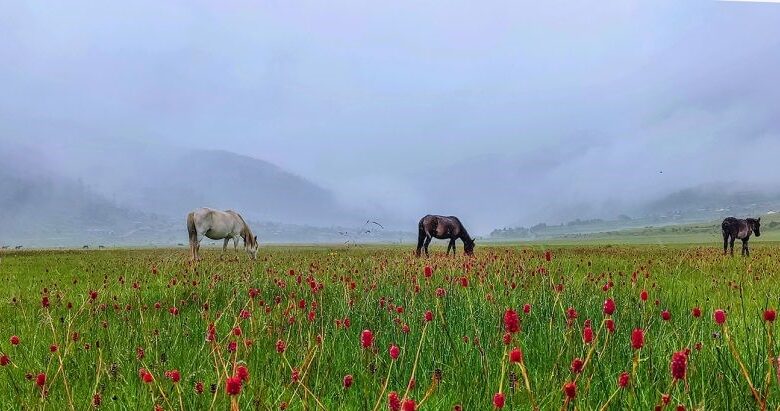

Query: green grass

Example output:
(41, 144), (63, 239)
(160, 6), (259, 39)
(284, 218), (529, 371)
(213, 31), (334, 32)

(0, 243), (779, 410)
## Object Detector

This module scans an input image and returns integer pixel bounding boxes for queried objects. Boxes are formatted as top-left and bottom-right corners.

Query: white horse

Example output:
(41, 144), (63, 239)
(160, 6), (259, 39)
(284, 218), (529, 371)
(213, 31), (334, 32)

(187, 208), (258, 261)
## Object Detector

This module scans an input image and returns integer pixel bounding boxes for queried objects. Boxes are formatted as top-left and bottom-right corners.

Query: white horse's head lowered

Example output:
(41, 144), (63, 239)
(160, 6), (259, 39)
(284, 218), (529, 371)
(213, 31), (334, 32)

(245, 234), (259, 260)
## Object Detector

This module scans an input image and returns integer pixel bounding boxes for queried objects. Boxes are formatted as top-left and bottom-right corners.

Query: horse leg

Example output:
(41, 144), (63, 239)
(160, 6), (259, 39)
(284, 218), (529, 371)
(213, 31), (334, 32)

(723, 233), (729, 255)
(742, 239), (749, 257)
(729, 237), (735, 256)
(450, 239), (457, 256)
(423, 236), (432, 258)
(416, 232), (425, 257)
(223, 238), (229, 253)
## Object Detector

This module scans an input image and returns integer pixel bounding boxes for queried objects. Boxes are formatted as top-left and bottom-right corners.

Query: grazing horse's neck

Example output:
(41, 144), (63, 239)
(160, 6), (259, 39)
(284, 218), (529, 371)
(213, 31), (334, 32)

(458, 229), (471, 242)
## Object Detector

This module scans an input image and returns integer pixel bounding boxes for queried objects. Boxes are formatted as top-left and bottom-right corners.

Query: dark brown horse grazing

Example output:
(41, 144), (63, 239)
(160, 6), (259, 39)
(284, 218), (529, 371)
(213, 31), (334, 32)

(722, 217), (761, 256)
(416, 215), (475, 257)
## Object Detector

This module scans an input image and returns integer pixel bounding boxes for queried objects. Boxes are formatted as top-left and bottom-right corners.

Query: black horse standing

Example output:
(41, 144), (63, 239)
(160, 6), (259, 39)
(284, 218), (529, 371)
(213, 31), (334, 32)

(416, 215), (475, 257)
(722, 217), (761, 256)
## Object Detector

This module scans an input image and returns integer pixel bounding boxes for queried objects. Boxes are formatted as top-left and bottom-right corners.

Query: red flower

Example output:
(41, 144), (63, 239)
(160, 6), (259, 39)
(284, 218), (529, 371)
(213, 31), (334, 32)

(582, 326), (594, 344)
(502, 333), (511, 345)
(361, 330), (374, 348)
(504, 309), (520, 334)
(389, 344), (400, 360)
(436, 288), (446, 298)
(692, 307), (701, 318)
(570, 357), (584, 373)
(235, 364), (250, 382)
(661, 310), (671, 321)
(603, 298), (616, 316)
(605, 318), (615, 334)
(49, 344), (58, 353)
(670, 350), (688, 380)
(225, 376), (242, 395)
(424, 310), (433, 322)
(36, 372), (46, 388)
(343, 374), (353, 388)
(165, 369), (181, 383)
(0, 354), (9, 366)
(765, 309), (776, 322)
(563, 381), (576, 399)
(291, 368), (300, 383)
(523, 303), (531, 314)
(460, 276), (469, 287)
(566, 307), (577, 319)
(509, 347), (523, 363)
(424, 266), (433, 277)
(544, 250), (552, 262)
(388, 391), (401, 411)
(233, 326), (242, 336)
(618, 371), (629, 388)
(139, 368), (153, 383)
(402, 399), (416, 411)
(493, 392), (505, 408)
(631, 328), (645, 350)
(195, 381), (204, 394)
(640, 289), (648, 302)
(714, 309), (726, 325)
(276, 339), (287, 354)
(92, 393), (102, 407)
(10, 335), (20, 346)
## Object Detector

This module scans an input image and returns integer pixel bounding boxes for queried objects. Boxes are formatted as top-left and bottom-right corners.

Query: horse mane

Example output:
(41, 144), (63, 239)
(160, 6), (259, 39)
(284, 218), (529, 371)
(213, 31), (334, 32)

(227, 210), (255, 246)
(448, 216), (473, 242)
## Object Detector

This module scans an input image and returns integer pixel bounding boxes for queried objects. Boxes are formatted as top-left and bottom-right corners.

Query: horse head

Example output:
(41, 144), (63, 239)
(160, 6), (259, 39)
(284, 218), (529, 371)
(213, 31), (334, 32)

(752, 217), (761, 237)
(245, 235), (259, 260)
(463, 237), (476, 256)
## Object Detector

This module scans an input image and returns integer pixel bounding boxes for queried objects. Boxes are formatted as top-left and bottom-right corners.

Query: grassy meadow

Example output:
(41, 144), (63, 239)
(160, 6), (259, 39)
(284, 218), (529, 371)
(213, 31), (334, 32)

(1, 242), (779, 410)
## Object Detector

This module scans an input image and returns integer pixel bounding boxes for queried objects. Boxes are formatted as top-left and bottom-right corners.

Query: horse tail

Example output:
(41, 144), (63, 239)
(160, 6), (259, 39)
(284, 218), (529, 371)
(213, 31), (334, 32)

(187, 212), (197, 245)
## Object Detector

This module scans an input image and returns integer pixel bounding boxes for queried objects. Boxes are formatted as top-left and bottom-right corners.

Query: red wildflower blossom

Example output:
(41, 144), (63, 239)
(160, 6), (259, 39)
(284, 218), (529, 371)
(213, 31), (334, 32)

(583, 326), (594, 344)
(570, 357), (584, 373)
(631, 328), (645, 350)
(563, 381), (576, 399)
(544, 250), (552, 262)
(692, 307), (702, 318)
(424, 310), (433, 322)
(36, 372), (46, 388)
(502, 333), (511, 345)
(0, 354), (9, 366)
(10, 335), (20, 346)
(276, 339), (287, 354)
(640, 290), (648, 302)
(361, 330), (374, 348)
(402, 399), (416, 411)
(714, 309), (726, 325)
(509, 347), (523, 363)
(424, 266), (433, 277)
(504, 309), (520, 333)
(618, 371), (629, 388)
(388, 391), (401, 411)
(670, 350), (688, 380)
(225, 376), (242, 395)
(195, 381), (204, 394)
(661, 310), (671, 321)
(389, 344), (400, 360)
(765, 309), (776, 322)
(235, 364), (250, 382)
(605, 318), (615, 334)
(603, 298), (616, 316)
(343, 374), (353, 388)
(493, 392), (505, 408)
(165, 369), (181, 383)
(523, 303), (531, 314)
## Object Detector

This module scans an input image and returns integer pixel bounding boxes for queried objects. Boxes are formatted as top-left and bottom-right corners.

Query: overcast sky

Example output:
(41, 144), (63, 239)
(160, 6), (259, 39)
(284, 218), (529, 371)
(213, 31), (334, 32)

(2, 0), (780, 230)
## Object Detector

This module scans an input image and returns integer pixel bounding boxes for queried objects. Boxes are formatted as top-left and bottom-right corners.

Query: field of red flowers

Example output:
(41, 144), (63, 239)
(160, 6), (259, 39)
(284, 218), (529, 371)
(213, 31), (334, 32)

(0, 244), (778, 410)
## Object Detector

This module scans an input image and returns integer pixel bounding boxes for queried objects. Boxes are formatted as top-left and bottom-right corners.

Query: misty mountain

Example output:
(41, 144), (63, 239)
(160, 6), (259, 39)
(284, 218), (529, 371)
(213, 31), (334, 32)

(5, 137), (355, 226)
